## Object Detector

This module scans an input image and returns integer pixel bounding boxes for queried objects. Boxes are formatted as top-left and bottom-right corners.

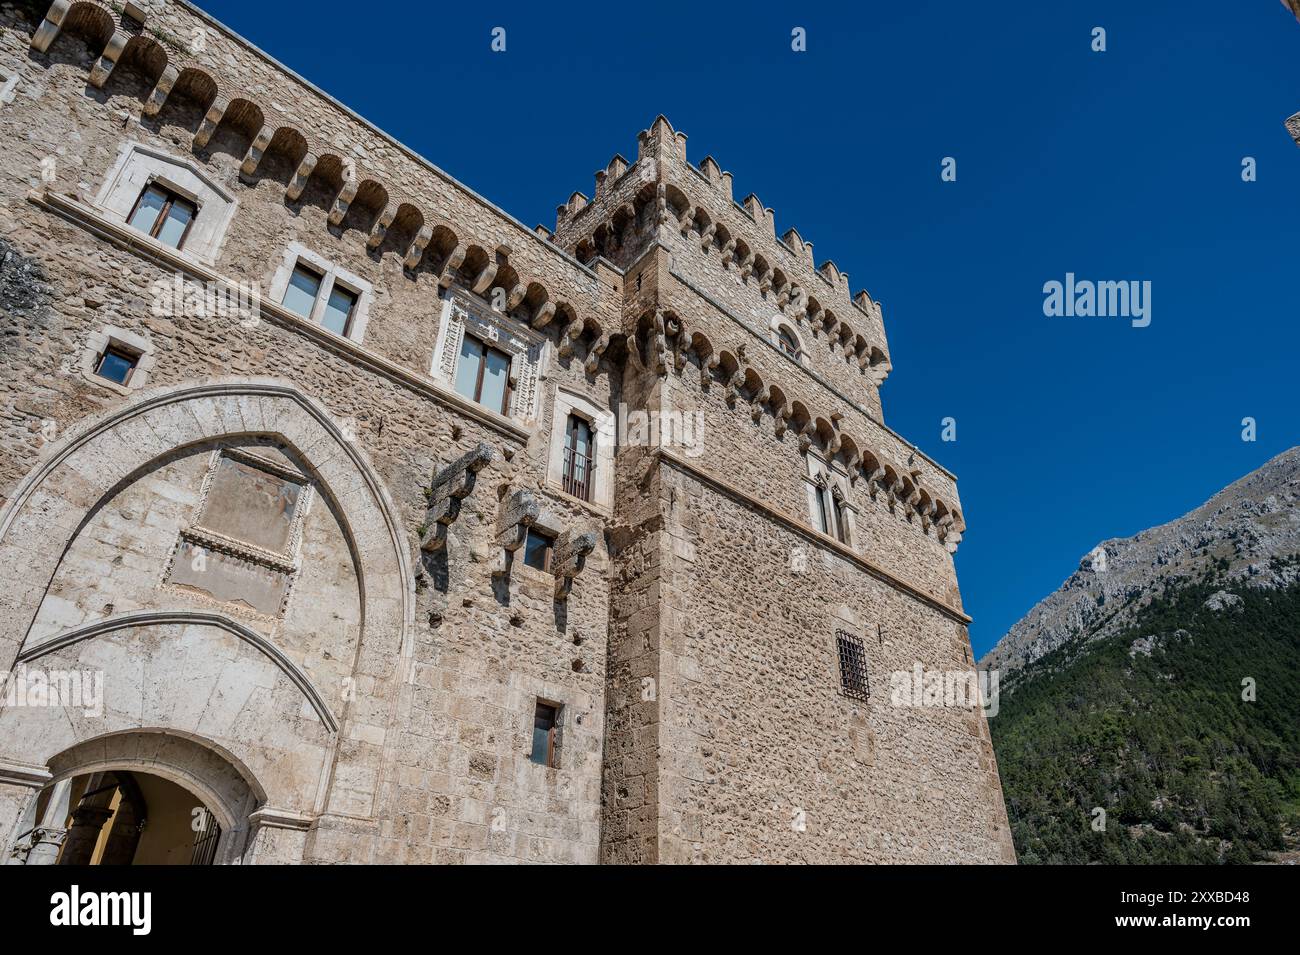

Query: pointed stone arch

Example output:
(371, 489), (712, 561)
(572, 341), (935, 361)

(0, 379), (414, 673)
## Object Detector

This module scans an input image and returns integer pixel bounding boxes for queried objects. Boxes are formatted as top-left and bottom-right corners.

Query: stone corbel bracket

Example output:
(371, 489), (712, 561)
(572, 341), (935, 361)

(419, 443), (495, 552)
(495, 488), (541, 553)
(552, 529), (597, 601)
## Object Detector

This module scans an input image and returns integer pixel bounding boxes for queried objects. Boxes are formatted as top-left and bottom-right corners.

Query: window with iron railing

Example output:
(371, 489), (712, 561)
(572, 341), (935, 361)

(562, 413), (594, 501)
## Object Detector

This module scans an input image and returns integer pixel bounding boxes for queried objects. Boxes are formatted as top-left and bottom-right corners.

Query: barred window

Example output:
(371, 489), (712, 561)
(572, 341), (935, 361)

(836, 630), (870, 702)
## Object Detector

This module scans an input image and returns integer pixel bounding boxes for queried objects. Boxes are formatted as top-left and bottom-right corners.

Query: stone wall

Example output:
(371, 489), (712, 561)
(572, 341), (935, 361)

(647, 462), (1010, 862)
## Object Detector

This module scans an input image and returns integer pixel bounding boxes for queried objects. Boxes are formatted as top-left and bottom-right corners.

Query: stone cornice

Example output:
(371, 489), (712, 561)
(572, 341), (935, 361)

(169, 0), (603, 283)
(0, 759), (53, 789)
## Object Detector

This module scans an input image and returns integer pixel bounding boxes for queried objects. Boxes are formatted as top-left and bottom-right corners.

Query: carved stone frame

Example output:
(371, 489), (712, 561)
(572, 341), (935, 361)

(159, 445), (314, 622)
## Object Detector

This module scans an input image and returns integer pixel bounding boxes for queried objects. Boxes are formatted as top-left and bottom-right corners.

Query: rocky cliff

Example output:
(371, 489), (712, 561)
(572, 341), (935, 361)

(982, 447), (1300, 675)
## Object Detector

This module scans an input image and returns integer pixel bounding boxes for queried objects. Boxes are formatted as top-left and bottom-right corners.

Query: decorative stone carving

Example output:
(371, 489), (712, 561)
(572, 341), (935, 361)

(532, 300), (556, 329)
(432, 297), (546, 421)
(552, 529), (597, 601)
(650, 309), (668, 376)
(285, 154), (318, 202)
(494, 488), (541, 552)
(584, 330), (611, 374)
(420, 443), (495, 552)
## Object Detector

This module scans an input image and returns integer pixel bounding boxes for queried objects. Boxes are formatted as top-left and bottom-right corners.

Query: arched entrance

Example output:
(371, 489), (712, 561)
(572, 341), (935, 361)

(0, 380), (418, 863)
(5, 730), (263, 866)
(22, 769), (218, 865)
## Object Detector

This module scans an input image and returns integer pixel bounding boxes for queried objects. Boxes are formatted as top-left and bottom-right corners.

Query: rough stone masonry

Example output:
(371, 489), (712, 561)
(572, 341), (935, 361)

(0, 0), (1014, 864)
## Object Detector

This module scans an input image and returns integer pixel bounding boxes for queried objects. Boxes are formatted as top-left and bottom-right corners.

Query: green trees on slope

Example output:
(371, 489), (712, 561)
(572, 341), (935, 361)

(989, 577), (1300, 864)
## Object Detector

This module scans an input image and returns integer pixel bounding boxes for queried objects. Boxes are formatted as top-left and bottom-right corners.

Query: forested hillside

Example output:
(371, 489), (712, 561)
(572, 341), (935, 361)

(990, 571), (1300, 864)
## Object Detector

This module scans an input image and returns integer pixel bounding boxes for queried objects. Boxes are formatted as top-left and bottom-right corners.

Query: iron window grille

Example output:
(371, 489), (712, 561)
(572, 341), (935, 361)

(837, 629), (871, 702)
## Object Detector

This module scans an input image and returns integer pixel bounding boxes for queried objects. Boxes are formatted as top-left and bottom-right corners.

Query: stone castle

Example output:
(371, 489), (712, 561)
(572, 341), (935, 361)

(0, 0), (1014, 864)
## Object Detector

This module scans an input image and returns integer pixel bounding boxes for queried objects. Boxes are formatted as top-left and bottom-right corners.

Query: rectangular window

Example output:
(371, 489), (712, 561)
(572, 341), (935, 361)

(530, 701), (560, 767)
(522, 527), (553, 572)
(94, 345), (139, 385)
(837, 630), (871, 702)
(281, 264), (322, 319)
(814, 484), (832, 536)
(321, 284), (357, 337)
(834, 498), (850, 545)
(562, 414), (594, 501)
(127, 183), (196, 250)
(454, 334), (512, 414)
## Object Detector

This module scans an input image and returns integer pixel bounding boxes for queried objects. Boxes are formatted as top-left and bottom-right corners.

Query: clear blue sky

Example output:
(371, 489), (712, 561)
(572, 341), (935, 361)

(199, 0), (1300, 656)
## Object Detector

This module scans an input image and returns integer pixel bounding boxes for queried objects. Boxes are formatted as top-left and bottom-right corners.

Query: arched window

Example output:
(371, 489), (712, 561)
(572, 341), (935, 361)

(806, 455), (853, 546)
(770, 318), (804, 364)
(813, 475), (832, 536)
(777, 326), (801, 359)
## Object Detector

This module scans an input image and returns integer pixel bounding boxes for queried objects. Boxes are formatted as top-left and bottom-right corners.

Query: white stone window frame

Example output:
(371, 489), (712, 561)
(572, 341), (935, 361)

(79, 324), (156, 396)
(546, 386), (616, 511)
(92, 141), (237, 265)
(268, 242), (373, 345)
(430, 292), (548, 424)
(803, 451), (856, 545)
(770, 315), (808, 368)
(161, 446), (315, 623)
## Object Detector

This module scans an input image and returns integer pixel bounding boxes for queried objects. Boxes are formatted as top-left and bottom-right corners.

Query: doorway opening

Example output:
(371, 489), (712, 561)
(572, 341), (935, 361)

(30, 770), (220, 865)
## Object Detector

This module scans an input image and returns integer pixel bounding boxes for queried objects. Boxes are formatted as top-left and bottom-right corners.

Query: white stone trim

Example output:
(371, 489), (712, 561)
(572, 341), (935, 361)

(79, 324), (156, 395)
(546, 387), (615, 510)
(91, 141), (237, 265)
(803, 451), (856, 545)
(18, 610), (339, 734)
(248, 807), (315, 831)
(0, 760), (51, 789)
(430, 292), (548, 424)
(769, 314), (808, 368)
(0, 65), (19, 107)
(268, 241), (373, 345)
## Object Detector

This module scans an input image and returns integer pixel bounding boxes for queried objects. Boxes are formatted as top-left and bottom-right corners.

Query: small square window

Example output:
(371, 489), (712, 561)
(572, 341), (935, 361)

(837, 630), (870, 702)
(94, 345), (139, 385)
(522, 528), (553, 571)
(530, 701), (560, 767)
(127, 183), (196, 250)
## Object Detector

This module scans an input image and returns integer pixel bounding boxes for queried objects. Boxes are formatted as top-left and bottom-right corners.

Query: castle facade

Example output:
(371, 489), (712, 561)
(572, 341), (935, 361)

(0, 0), (1014, 864)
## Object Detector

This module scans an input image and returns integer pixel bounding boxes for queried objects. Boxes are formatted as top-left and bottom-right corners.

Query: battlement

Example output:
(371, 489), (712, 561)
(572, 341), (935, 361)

(551, 115), (892, 394)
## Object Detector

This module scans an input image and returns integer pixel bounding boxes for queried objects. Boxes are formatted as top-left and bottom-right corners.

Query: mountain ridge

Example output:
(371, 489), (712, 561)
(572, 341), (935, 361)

(982, 447), (1300, 675)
